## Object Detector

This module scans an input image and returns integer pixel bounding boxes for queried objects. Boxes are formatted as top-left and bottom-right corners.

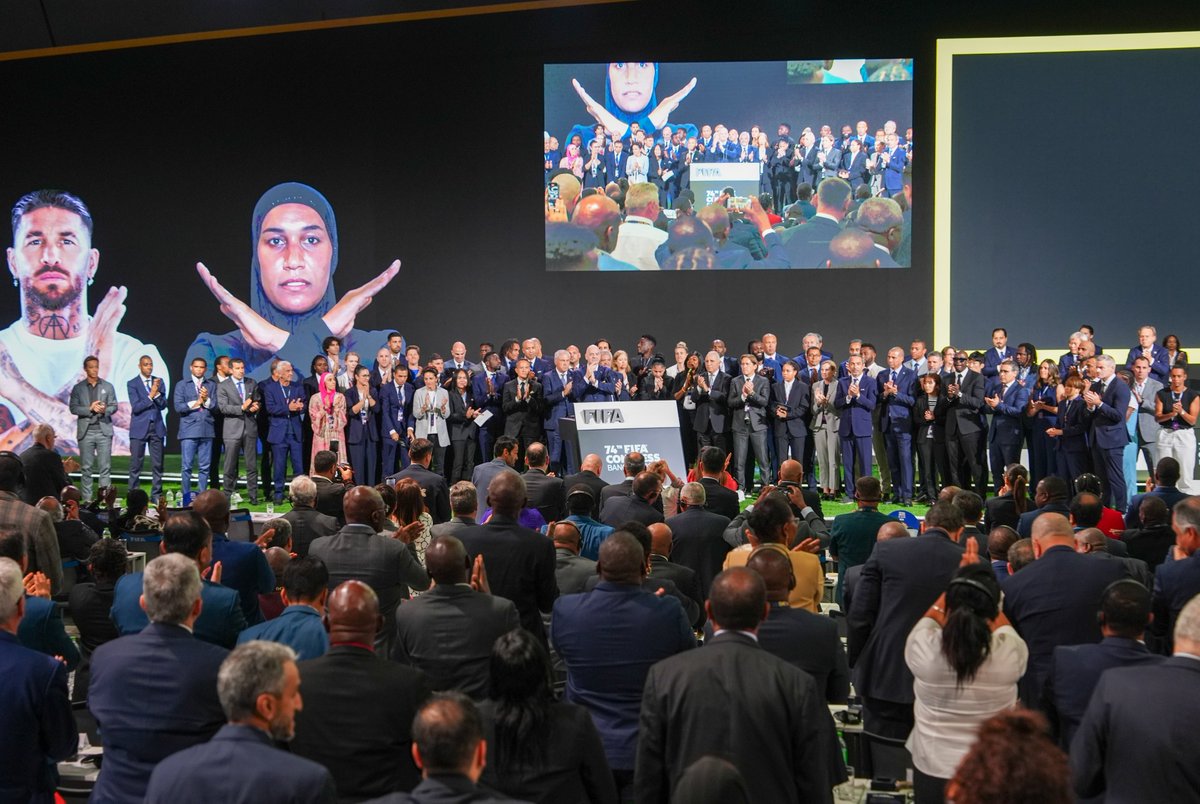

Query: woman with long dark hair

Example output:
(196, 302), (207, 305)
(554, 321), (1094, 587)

(912, 371), (948, 503)
(481, 629), (617, 804)
(904, 561), (1028, 804)
(1026, 359), (1060, 485)
(446, 368), (479, 483)
(672, 351), (701, 468)
(984, 463), (1029, 532)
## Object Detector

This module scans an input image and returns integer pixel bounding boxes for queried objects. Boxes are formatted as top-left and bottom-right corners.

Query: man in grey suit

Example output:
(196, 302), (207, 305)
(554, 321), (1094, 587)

(429, 481), (478, 540)
(553, 521), (597, 594)
(309, 486), (430, 656)
(282, 476), (338, 558)
(68, 355), (116, 501)
(470, 436), (518, 502)
(392, 535), (518, 700)
(217, 358), (261, 503)
(522, 443), (566, 523)
(1129, 355), (1163, 470)
(727, 354), (771, 494)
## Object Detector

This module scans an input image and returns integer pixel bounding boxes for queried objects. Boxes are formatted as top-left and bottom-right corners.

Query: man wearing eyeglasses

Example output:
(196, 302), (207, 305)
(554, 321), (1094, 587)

(945, 351), (987, 494)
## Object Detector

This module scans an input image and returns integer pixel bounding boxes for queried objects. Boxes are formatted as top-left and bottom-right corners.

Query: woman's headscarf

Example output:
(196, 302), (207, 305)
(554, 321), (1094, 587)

(318, 371), (337, 410)
(603, 62), (660, 131)
(250, 182), (339, 331)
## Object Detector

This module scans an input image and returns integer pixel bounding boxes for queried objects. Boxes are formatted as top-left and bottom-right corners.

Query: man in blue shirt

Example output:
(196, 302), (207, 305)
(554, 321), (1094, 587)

(238, 557), (329, 661)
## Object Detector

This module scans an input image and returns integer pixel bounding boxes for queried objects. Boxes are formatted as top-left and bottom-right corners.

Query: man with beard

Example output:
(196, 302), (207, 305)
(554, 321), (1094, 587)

(2, 189), (167, 453)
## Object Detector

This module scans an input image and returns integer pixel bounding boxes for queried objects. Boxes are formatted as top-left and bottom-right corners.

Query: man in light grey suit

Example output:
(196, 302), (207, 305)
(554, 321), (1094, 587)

(217, 358), (261, 503)
(727, 354), (771, 494)
(470, 436), (518, 502)
(68, 355), (116, 501)
(1130, 355), (1163, 470)
(430, 481), (478, 540)
(309, 486), (430, 656)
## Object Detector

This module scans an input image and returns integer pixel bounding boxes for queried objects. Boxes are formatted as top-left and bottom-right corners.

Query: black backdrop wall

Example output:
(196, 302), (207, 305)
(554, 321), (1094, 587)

(1, 1), (1197, 387)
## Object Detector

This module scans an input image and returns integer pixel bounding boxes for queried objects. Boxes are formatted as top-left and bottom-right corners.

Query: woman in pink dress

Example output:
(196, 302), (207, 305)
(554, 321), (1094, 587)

(308, 371), (347, 471)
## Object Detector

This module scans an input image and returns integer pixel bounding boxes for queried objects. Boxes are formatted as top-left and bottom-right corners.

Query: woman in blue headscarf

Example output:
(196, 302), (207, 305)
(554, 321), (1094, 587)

(567, 62), (698, 148)
(186, 182), (401, 382)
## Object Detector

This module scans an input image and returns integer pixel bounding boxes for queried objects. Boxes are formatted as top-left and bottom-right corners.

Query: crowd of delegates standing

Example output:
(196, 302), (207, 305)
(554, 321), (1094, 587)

(545, 118), (913, 271)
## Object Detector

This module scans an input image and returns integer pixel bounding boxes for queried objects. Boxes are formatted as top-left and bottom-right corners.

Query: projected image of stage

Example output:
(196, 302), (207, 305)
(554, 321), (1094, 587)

(544, 60), (913, 271)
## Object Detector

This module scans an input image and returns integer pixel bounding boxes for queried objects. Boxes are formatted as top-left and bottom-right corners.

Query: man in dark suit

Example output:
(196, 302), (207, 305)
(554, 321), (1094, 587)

(600, 471), (665, 528)
(430, 481), (478, 540)
(1075, 528), (1151, 588)
(1016, 476), (1071, 539)
(1042, 578), (1163, 749)
(282, 475), (339, 557)
(457, 472), (557, 643)
(1126, 456), (1190, 529)
(18, 424), (74, 505)
(829, 477), (893, 606)
(522, 442), (565, 523)
(878, 348), (918, 505)
(387, 438), (451, 524)
(1122, 495), (1175, 571)
(665, 481), (731, 598)
(747, 547), (849, 703)
(90, 551), (228, 803)
(879, 132), (907, 197)
(562, 453), (608, 520)
(945, 350), (988, 493)
(1084, 355), (1133, 511)
(554, 531), (694, 796)
(636, 566), (843, 803)
(600, 451), (648, 506)
(694, 446), (740, 520)
(174, 356), (217, 505)
(471, 353), (506, 464)
(727, 353), (771, 494)
(501, 360), (543, 469)
(780, 177), (851, 267)
(986, 360), (1032, 493)
(309, 486), (430, 655)
(393, 535), (519, 699)
(111, 512), (247, 648)
(1003, 512), (1128, 706)
(690, 350), (730, 454)
(126, 354), (168, 502)
(380, 364), (414, 476)
(193, 489), (274, 625)
(770, 360), (811, 471)
(311, 450), (350, 522)
(839, 137), (870, 191)
(848, 502), (971, 739)
(980, 328), (1016, 379)
(262, 360), (306, 504)
(1, 531), (79, 671)
(216, 358), (260, 503)
(542, 350), (581, 476)
(835, 354), (876, 500)
(292, 579), (430, 800)
(648, 522), (704, 628)
(0, 555), (77, 803)
(1151, 496), (1200, 653)
(144, 641), (335, 803)
(605, 138), (629, 182)
(1071, 594), (1200, 803)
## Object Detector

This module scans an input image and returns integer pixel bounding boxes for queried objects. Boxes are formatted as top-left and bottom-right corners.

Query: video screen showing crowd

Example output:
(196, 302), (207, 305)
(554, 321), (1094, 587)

(544, 60), (913, 271)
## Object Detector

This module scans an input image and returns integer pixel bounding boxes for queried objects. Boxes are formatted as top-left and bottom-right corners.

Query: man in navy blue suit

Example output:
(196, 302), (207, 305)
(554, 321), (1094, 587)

(771, 360), (810, 468)
(552, 531), (694, 796)
(127, 354), (168, 502)
(542, 349), (581, 476)
(263, 360), (306, 504)
(1125, 325), (1172, 384)
(111, 512), (248, 648)
(981, 328), (1016, 379)
(986, 360), (1032, 493)
(877, 347), (917, 504)
(1151, 496), (1200, 653)
(193, 490), (273, 625)
(577, 344), (618, 403)
(1042, 578), (1163, 749)
(689, 350), (730, 454)
(470, 353), (505, 465)
(835, 355), (876, 501)
(381, 364), (413, 477)
(144, 641), (335, 803)
(606, 138), (629, 182)
(0, 556), (76, 804)
(520, 338), (552, 377)
(839, 137), (870, 191)
(174, 356), (217, 505)
(1002, 512), (1128, 707)
(1084, 355), (1132, 511)
(90, 551), (228, 803)
(880, 132), (907, 198)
